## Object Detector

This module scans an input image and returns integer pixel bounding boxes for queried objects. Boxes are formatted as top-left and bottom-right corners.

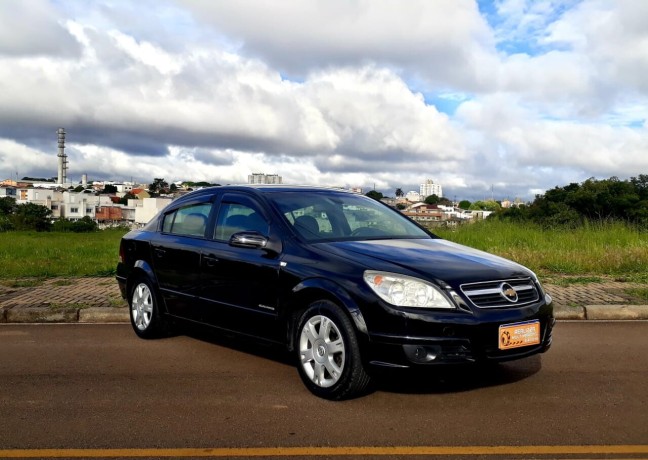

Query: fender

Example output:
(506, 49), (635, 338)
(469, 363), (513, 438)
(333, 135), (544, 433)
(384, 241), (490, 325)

(131, 260), (159, 290)
(290, 277), (368, 336)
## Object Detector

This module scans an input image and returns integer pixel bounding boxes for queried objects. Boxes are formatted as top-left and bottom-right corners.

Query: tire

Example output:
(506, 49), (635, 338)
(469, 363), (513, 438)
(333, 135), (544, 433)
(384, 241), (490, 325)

(129, 277), (168, 339)
(295, 300), (372, 400)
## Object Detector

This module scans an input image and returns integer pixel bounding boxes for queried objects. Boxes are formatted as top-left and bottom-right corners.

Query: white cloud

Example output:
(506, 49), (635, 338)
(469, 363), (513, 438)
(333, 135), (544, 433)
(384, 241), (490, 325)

(176, 0), (498, 89)
(0, 0), (647, 202)
(0, 0), (81, 57)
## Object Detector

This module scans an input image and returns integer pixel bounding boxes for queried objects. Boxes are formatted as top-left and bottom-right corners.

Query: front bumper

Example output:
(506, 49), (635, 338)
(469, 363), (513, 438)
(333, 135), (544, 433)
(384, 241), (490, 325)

(365, 314), (555, 369)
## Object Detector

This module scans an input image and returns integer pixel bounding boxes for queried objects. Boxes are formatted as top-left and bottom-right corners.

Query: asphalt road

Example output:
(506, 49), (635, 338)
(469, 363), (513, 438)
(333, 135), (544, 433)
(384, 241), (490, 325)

(0, 322), (646, 459)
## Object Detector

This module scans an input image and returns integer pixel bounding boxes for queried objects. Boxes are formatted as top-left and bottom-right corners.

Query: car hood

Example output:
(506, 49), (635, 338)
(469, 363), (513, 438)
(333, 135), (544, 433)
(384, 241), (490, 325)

(318, 238), (533, 285)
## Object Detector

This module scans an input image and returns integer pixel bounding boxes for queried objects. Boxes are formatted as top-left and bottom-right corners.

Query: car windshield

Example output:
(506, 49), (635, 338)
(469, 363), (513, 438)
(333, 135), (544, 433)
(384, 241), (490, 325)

(268, 191), (432, 241)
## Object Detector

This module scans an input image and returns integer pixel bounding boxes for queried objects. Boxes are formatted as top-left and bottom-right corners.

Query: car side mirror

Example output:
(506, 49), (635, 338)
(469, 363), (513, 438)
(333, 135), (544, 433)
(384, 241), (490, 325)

(229, 231), (268, 249)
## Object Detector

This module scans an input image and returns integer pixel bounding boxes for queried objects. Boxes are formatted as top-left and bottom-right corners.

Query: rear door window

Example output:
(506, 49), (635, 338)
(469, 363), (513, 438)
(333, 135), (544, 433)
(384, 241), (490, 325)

(162, 203), (212, 237)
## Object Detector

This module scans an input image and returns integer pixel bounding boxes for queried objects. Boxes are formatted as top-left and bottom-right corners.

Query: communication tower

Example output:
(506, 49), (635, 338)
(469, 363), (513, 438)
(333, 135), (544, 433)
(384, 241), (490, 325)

(57, 128), (68, 185)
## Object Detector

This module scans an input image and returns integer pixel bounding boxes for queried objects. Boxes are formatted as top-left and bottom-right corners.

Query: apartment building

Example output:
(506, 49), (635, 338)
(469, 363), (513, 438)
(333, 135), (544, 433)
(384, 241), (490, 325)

(248, 173), (282, 184)
(420, 179), (443, 199)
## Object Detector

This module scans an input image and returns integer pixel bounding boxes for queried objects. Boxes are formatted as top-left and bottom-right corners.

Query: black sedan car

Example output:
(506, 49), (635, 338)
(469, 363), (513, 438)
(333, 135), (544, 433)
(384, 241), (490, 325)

(116, 185), (554, 399)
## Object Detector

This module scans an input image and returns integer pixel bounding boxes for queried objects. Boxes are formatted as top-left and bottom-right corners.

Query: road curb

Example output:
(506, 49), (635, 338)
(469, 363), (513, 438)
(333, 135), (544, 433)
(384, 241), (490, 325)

(585, 304), (648, 320)
(5, 307), (79, 323)
(2, 306), (130, 323)
(553, 305), (586, 320)
(79, 307), (129, 323)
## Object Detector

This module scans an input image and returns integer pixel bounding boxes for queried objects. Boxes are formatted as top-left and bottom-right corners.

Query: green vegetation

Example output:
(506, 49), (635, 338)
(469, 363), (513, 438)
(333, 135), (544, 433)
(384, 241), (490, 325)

(0, 279), (45, 288)
(624, 288), (648, 303)
(434, 220), (648, 282)
(1, 198), (99, 233)
(492, 175), (648, 228)
(365, 190), (384, 201)
(424, 194), (452, 206)
(3, 220), (645, 284)
(0, 228), (127, 279)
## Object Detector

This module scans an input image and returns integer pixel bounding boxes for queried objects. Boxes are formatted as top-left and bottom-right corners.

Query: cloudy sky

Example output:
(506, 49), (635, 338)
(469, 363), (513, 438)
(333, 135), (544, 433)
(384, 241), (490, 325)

(1, 0), (647, 201)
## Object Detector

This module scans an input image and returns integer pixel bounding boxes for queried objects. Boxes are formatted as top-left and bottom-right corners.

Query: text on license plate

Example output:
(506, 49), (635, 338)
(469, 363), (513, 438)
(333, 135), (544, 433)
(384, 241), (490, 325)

(498, 320), (540, 350)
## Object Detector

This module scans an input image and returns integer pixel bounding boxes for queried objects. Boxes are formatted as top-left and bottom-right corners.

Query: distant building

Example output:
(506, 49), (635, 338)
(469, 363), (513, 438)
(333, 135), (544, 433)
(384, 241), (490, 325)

(401, 204), (444, 225)
(133, 197), (172, 224)
(405, 191), (421, 202)
(420, 179), (443, 199)
(248, 173), (282, 184)
(115, 183), (134, 193)
(0, 187), (16, 198)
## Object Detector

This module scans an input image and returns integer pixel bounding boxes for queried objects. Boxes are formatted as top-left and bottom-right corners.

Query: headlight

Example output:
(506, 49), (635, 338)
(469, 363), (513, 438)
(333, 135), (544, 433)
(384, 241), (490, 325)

(363, 271), (455, 309)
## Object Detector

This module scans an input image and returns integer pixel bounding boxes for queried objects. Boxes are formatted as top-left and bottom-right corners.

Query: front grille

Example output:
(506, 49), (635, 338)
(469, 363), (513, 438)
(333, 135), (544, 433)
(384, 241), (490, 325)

(460, 277), (540, 308)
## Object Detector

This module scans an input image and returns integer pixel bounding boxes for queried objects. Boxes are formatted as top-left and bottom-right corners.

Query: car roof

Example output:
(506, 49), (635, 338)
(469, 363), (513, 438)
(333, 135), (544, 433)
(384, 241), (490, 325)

(177, 185), (358, 200)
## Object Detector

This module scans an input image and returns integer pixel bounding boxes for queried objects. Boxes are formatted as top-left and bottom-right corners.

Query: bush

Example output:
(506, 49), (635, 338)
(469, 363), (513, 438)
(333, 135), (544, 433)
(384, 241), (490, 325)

(0, 215), (13, 232)
(52, 216), (98, 233)
(11, 203), (52, 232)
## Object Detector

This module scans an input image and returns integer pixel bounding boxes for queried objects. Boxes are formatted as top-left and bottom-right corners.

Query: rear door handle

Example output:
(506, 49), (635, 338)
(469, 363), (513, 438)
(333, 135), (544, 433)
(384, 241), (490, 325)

(203, 254), (219, 267)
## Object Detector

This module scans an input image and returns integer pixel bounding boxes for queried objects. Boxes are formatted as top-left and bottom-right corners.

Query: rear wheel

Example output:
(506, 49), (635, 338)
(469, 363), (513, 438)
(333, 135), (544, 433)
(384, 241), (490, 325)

(296, 300), (372, 400)
(129, 277), (168, 339)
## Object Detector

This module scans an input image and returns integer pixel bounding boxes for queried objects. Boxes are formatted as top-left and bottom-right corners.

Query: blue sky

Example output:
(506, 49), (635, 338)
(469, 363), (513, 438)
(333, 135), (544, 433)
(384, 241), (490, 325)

(0, 0), (646, 201)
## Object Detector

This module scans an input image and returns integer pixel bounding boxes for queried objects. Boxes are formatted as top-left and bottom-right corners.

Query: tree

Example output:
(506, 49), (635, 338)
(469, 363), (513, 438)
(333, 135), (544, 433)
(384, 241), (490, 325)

(0, 197), (17, 215)
(148, 178), (169, 195)
(11, 203), (52, 231)
(458, 200), (471, 210)
(424, 194), (440, 205)
(469, 200), (501, 212)
(0, 197), (17, 232)
(365, 190), (384, 201)
(73, 185), (85, 192)
(101, 184), (117, 194)
(528, 176), (647, 225)
(395, 188), (404, 198)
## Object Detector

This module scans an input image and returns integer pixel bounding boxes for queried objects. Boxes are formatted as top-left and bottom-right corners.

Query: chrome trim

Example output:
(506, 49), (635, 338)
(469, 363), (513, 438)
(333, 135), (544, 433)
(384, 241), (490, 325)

(460, 277), (540, 308)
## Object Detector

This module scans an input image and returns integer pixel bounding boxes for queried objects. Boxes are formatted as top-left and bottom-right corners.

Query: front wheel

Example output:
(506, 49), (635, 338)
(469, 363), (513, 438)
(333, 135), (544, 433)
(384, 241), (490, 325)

(296, 300), (372, 400)
(129, 277), (168, 339)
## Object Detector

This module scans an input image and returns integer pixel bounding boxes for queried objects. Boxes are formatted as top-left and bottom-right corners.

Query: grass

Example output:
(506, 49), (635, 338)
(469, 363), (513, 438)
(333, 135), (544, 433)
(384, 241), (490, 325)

(624, 288), (648, 303)
(0, 279), (45, 288)
(1, 221), (647, 286)
(434, 220), (648, 282)
(0, 228), (128, 279)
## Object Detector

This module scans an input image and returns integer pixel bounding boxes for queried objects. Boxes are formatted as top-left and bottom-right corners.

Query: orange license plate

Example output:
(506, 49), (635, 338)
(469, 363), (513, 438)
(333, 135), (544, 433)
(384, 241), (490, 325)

(499, 320), (540, 350)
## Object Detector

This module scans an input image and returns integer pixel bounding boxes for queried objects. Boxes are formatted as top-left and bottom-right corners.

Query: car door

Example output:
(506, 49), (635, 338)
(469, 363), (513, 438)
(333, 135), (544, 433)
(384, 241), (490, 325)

(150, 200), (214, 321)
(199, 193), (283, 341)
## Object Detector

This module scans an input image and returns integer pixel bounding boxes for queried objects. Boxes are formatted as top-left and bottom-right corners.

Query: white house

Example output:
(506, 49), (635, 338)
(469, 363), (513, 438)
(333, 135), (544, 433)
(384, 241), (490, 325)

(60, 192), (114, 220)
(133, 197), (172, 224)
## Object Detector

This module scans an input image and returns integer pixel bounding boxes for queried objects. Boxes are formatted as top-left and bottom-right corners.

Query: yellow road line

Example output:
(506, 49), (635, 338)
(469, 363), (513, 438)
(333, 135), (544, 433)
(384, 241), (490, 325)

(0, 445), (647, 458)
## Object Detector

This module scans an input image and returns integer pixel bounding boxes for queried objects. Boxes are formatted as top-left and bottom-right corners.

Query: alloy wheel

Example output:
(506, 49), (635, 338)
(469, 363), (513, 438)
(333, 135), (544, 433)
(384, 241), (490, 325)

(131, 282), (153, 331)
(299, 314), (346, 388)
